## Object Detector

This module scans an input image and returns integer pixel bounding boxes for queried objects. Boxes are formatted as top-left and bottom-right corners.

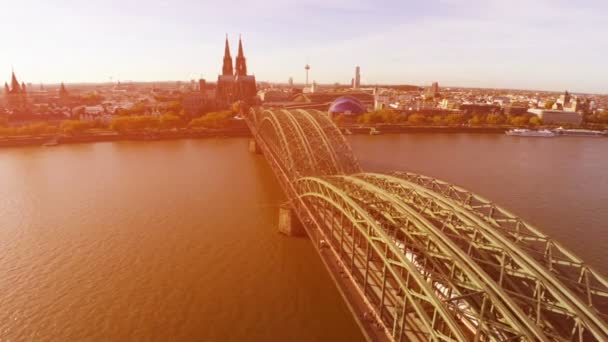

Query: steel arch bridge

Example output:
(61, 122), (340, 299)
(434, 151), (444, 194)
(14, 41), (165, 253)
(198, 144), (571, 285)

(244, 107), (608, 341)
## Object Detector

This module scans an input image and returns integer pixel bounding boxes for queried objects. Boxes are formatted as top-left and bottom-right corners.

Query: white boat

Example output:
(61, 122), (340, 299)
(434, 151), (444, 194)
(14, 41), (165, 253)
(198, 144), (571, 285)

(552, 127), (605, 137)
(369, 127), (381, 135)
(506, 129), (556, 137)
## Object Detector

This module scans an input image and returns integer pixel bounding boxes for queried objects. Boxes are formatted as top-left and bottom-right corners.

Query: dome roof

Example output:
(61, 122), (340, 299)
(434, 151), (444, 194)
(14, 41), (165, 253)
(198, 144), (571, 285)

(329, 96), (366, 115)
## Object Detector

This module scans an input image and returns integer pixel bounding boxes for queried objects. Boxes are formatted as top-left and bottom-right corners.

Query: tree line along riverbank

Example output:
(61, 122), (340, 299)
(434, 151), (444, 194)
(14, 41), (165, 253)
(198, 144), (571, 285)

(2, 109), (607, 148)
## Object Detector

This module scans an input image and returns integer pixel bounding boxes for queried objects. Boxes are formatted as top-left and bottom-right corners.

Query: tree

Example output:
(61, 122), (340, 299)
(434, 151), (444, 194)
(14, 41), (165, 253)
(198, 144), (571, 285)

(468, 115), (483, 126)
(159, 114), (181, 129)
(485, 113), (506, 125)
(61, 120), (93, 134)
(188, 111), (233, 129)
(358, 112), (383, 125)
(377, 109), (401, 124)
(509, 116), (529, 127)
(529, 116), (542, 126)
(110, 115), (160, 132)
(431, 116), (444, 126)
(445, 114), (465, 126)
(332, 114), (347, 126)
(165, 101), (182, 114)
(544, 101), (555, 110)
(407, 114), (427, 125)
(3, 122), (59, 136)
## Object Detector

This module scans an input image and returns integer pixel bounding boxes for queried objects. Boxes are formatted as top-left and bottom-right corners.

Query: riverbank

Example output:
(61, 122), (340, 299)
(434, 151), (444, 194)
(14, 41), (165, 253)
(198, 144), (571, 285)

(0, 127), (251, 148)
(341, 124), (508, 135)
(1, 124), (602, 149)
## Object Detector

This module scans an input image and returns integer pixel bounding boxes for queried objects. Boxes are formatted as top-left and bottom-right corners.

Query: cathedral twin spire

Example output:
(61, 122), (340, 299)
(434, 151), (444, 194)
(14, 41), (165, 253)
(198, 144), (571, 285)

(4, 70), (24, 94)
(222, 35), (247, 77)
(222, 35), (233, 76)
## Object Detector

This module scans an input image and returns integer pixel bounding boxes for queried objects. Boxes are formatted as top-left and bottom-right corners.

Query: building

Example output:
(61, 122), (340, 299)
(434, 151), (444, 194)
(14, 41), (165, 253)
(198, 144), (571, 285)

(459, 103), (501, 115)
(216, 35), (257, 108)
(329, 96), (367, 116)
(303, 81), (317, 94)
(258, 89), (290, 102)
(3, 71), (28, 112)
(427, 82), (439, 97)
(183, 91), (206, 118)
(353, 66), (361, 89)
(58, 82), (70, 105)
(555, 90), (582, 113)
(375, 91), (391, 110)
(528, 109), (582, 125)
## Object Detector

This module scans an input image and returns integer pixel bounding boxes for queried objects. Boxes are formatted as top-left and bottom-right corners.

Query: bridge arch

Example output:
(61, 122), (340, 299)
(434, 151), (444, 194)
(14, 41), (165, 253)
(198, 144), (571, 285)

(256, 109), (297, 177)
(243, 107), (608, 342)
(357, 172), (608, 341)
(329, 174), (549, 340)
(251, 108), (360, 178)
(297, 176), (469, 341)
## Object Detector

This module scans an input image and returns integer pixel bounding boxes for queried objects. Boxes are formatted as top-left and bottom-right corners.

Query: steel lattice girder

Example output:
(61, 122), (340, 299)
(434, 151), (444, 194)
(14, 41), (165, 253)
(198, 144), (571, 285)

(356, 173), (608, 341)
(394, 172), (608, 305)
(296, 177), (468, 341)
(244, 108), (400, 340)
(306, 109), (361, 174)
(243, 107), (608, 342)
(323, 175), (550, 341)
(252, 108), (361, 179)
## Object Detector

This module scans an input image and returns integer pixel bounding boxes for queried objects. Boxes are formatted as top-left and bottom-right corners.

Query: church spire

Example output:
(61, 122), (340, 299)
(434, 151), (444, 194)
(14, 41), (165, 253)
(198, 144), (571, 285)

(235, 35), (247, 77)
(237, 35), (244, 59)
(60, 82), (68, 96)
(222, 34), (233, 76)
(11, 70), (20, 92)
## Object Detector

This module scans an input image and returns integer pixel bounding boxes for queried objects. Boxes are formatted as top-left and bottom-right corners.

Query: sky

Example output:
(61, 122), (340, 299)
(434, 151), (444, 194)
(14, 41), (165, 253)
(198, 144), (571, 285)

(1, 0), (607, 93)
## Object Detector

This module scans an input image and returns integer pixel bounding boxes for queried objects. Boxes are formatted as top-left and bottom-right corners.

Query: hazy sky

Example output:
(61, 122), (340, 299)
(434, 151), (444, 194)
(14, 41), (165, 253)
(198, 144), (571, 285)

(1, 0), (607, 93)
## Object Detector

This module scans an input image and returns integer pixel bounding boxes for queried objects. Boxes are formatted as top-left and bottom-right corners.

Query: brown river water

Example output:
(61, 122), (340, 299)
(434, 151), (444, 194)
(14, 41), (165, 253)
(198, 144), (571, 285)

(0, 134), (606, 341)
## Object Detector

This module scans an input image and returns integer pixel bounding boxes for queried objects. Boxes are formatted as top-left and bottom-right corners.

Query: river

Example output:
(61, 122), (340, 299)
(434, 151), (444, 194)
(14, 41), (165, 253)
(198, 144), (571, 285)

(0, 134), (606, 341)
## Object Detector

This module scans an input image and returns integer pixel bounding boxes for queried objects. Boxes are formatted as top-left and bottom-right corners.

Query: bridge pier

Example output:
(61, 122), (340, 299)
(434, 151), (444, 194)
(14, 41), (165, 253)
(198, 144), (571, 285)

(248, 139), (261, 154)
(277, 204), (305, 237)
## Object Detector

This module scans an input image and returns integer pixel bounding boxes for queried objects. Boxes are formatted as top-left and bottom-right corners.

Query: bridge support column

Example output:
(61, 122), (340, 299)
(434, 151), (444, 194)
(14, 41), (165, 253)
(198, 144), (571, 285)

(248, 139), (261, 154)
(278, 204), (305, 237)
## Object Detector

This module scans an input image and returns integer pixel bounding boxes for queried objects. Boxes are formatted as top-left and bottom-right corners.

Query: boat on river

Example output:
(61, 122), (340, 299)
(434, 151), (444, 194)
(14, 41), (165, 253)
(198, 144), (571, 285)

(505, 129), (556, 137)
(552, 127), (605, 137)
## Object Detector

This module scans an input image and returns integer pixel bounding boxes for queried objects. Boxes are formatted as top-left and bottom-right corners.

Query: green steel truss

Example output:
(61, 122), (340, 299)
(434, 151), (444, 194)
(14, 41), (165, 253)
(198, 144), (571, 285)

(244, 107), (608, 341)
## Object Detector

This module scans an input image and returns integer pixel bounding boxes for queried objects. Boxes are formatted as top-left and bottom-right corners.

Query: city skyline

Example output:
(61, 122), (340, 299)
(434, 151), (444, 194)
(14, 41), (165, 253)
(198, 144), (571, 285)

(2, 0), (607, 93)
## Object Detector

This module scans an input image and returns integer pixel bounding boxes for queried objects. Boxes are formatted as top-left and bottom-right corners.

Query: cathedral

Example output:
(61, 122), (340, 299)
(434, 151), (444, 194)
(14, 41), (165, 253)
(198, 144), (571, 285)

(216, 35), (257, 107)
(3, 70), (28, 112)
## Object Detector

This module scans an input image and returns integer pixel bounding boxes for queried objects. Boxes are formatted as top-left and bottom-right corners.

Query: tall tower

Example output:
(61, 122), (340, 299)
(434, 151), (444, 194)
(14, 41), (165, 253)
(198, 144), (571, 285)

(222, 35), (233, 76)
(235, 35), (247, 77)
(305, 64), (310, 86)
(354, 66), (361, 89)
(11, 70), (21, 93)
(59, 82), (69, 97)
(6, 70), (27, 111)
